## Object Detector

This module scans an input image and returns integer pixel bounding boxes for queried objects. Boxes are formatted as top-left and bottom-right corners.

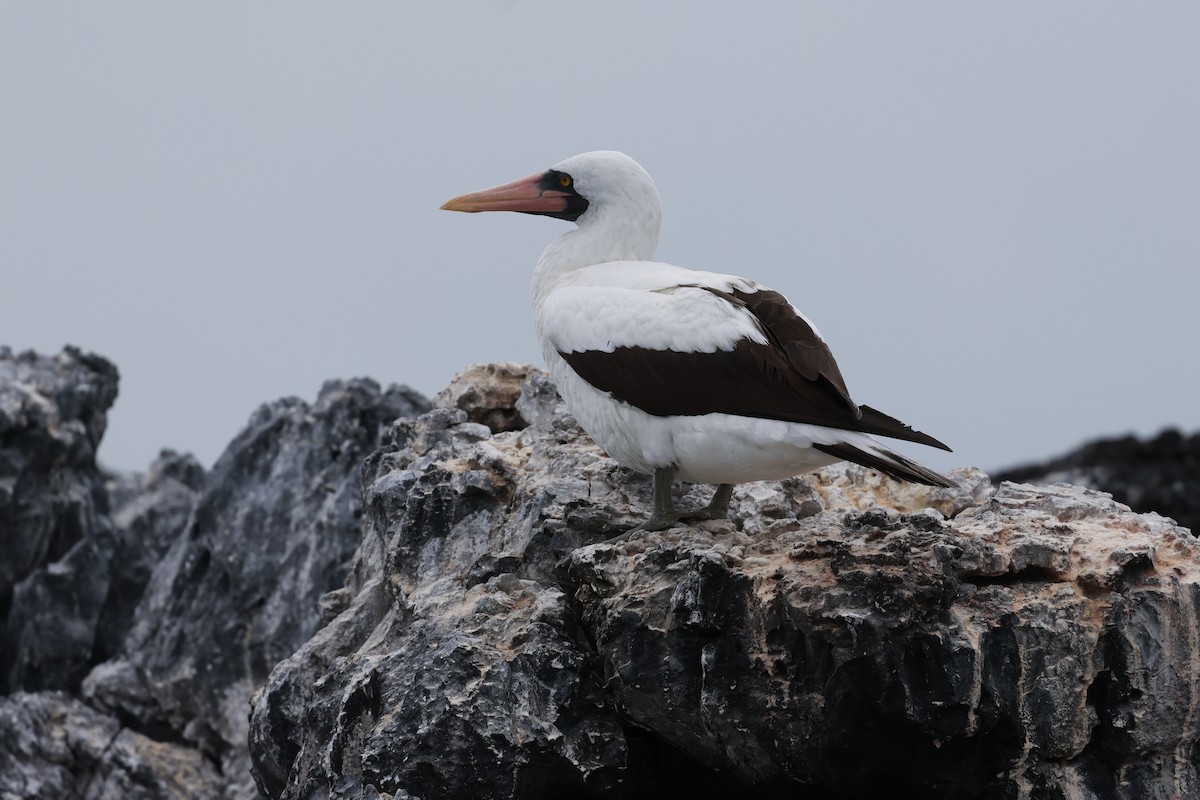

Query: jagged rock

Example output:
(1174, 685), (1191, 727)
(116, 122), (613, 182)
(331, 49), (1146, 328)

(7, 350), (1197, 800)
(4, 450), (203, 693)
(2, 348), (430, 799)
(84, 378), (429, 797)
(249, 368), (1200, 799)
(996, 428), (1200, 534)
(0, 346), (119, 689)
(431, 362), (537, 433)
(98, 450), (207, 662)
(248, 403), (631, 800)
(570, 481), (1198, 798)
(0, 691), (224, 800)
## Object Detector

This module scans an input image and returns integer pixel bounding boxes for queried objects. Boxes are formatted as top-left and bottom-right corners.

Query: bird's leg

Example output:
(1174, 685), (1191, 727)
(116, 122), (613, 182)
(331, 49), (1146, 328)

(640, 466), (682, 531)
(678, 483), (734, 521)
(706, 483), (734, 519)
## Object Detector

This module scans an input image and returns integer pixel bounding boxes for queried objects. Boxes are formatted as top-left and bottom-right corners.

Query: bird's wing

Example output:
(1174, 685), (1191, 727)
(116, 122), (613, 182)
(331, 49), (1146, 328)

(543, 268), (950, 451)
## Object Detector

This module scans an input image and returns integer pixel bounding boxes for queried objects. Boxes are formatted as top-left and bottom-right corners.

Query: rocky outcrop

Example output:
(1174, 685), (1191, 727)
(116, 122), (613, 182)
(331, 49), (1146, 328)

(7, 350), (1199, 800)
(432, 362), (536, 434)
(0, 692), (224, 800)
(249, 369), (1200, 800)
(1, 346), (429, 799)
(4, 450), (204, 695)
(1, 346), (119, 691)
(996, 428), (1200, 535)
(84, 379), (429, 796)
(571, 483), (1198, 798)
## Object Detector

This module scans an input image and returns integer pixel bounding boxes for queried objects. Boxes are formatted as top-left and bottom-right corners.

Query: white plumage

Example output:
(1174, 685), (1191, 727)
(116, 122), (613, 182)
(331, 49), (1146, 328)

(443, 151), (952, 528)
(539, 264), (770, 355)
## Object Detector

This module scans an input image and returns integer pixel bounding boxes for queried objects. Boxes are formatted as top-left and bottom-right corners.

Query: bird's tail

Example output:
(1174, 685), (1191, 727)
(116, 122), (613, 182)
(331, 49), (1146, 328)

(813, 441), (956, 488)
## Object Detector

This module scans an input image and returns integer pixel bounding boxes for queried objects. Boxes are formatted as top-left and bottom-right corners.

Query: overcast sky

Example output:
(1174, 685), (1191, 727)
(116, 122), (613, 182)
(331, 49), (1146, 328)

(3, 2), (1198, 478)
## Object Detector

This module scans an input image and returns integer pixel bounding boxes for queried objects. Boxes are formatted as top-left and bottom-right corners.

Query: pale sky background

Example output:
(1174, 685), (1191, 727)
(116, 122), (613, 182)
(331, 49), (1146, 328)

(2, 3), (1198, 477)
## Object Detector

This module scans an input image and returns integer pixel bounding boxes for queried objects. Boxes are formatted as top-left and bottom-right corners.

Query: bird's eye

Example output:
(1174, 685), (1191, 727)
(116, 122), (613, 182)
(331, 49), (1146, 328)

(559, 174), (572, 188)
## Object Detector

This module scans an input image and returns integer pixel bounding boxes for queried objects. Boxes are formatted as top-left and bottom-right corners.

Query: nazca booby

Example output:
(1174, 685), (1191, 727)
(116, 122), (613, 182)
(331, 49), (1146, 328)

(442, 151), (954, 530)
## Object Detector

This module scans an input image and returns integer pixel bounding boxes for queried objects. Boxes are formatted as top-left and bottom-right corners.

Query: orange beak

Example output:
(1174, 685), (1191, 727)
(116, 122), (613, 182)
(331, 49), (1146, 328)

(441, 173), (572, 214)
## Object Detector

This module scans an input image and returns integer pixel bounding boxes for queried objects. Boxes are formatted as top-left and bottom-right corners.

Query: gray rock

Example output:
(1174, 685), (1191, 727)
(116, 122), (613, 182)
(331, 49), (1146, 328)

(8, 351), (1198, 800)
(2, 347), (430, 798)
(1, 347), (118, 675)
(0, 691), (224, 800)
(84, 378), (429, 797)
(571, 479), (1200, 798)
(249, 403), (631, 799)
(995, 428), (1200, 534)
(431, 362), (537, 433)
(4, 450), (203, 693)
(98, 450), (207, 664)
(249, 368), (1200, 800)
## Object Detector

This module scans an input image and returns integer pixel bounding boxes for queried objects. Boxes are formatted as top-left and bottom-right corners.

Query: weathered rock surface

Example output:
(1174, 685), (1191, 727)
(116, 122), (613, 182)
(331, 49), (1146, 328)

(7, 350), (1199, 800)
(996, 428), (1200, 535)
(2, 346), (430, 799)
(249, 368), (1200, 799)
(572, 483), (1198, 798)
(432, 362), (538, 434)
(0, 346), (119, 690)
(84, 378), (429, 796)
(0, 691), (224, 800)
(4, 450), (203, 694)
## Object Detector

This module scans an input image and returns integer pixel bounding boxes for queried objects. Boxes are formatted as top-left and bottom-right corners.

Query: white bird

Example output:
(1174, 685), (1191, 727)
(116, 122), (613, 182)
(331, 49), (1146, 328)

(442, 151), (953, 530)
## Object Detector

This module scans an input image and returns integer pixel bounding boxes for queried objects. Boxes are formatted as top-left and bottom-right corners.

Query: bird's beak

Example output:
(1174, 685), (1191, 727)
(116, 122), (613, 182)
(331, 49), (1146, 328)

(441, 173), (571, 214)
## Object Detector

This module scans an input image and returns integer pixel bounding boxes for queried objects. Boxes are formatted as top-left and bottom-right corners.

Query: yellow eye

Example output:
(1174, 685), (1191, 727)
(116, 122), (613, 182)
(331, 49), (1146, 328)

(559, 174), (572, 188)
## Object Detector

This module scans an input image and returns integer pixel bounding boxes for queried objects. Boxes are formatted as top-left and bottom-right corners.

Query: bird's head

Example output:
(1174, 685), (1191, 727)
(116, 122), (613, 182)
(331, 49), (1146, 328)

(441, 151), (660, 229)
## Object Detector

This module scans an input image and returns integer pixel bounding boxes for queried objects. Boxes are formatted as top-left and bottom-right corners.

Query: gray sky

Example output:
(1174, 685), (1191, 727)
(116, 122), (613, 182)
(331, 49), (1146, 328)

(3, 2), (1198, 477)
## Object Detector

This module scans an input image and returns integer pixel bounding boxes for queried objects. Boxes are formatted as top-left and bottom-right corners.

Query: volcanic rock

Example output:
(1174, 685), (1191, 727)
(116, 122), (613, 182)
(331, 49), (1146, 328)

(6, 349), (1198, 800)
(1, 345), (432, 798)
(996, 428), (1200, 534)
(83, 378), (429, 796)
(249, 368), (1200, 799)
(4, 450), (203, 694)
(0, 691), (224, 800)
(0, 347), (119, 691)
(431, 362), (537, 434)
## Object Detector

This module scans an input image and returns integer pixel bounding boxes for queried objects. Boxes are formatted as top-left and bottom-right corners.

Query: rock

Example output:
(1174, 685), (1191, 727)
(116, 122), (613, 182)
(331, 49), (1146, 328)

(3, 450), (203, 693)
(7, 352), (1197, 800)
(0, 346), (119, 689)
(249, 403), (632, 799)
(84, 378), (429, 797)
(1, 348), (431, 799)
(0, 691), (224, 800)
(995, 428), (1200, 534)
(98, 450), (207, 663)
(431, 362), (537, 433)
(571, 481), (1198, 798)
(249, 367), (1200, 799)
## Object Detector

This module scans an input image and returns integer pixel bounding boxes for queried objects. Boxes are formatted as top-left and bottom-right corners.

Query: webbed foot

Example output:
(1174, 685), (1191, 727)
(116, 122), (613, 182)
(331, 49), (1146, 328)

(637, 512), (684, 532)
(626, 466), (685, 533)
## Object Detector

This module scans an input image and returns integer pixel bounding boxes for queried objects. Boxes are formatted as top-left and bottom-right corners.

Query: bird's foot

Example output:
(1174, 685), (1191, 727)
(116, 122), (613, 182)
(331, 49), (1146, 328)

(632, 474), (731, 532)
(636, 512), (683, 532)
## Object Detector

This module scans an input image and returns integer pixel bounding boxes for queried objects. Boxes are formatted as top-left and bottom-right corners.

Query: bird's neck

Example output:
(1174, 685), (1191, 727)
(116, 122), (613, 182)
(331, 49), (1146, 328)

(531, 205), (661, 309)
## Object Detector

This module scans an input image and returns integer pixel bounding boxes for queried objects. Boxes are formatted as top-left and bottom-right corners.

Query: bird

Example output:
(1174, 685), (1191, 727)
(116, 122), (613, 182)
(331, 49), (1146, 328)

(442, 151), (954, 530)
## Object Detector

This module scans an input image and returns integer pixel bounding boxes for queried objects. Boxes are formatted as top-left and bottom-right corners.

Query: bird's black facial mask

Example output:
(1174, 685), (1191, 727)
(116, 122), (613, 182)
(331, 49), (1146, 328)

(528, 170), (589, 222)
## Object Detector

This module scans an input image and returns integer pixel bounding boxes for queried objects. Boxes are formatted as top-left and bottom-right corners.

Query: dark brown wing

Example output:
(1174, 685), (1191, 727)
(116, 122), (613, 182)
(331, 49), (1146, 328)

(699, 285), (859, 416)
(558, 284), (951, 451)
